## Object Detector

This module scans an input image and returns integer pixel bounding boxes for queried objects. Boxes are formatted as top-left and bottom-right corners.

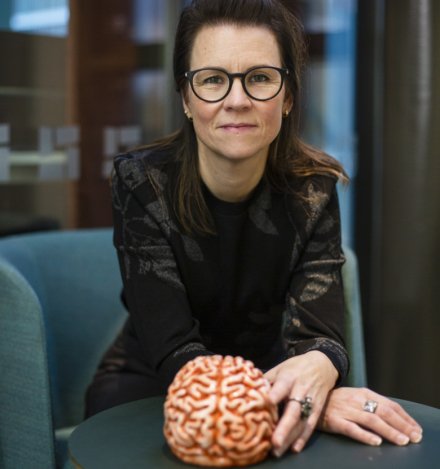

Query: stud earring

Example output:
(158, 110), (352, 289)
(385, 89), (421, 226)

(184, 110), (193, 121)
(283, 110), (290, 118)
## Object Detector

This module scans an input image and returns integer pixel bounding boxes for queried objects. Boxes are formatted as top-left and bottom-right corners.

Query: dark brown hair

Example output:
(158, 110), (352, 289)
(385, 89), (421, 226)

(147, 0), (347, 234)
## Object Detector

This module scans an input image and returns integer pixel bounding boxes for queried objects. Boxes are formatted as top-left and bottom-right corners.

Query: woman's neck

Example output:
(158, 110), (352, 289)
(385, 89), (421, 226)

(198, 152), (267, 203)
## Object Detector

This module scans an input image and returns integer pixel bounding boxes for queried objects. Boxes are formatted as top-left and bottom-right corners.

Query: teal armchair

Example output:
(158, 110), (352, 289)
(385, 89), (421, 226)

(342, 246), (368, 387)
(0, 228), (366, 469)
(0, 229), (127, 469)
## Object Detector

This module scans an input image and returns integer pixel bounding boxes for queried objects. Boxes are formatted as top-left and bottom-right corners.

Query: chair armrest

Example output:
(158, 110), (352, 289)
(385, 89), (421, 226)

(342, 246), (368, 387)
(0, 258), (55, 469)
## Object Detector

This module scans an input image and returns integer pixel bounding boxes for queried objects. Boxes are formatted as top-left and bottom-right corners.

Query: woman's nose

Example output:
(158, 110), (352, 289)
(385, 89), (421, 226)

(223, 78), (252, 109)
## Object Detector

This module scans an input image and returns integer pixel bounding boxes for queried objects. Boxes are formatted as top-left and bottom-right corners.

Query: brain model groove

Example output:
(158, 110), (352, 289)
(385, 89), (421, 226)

(164, 355), (278, 467)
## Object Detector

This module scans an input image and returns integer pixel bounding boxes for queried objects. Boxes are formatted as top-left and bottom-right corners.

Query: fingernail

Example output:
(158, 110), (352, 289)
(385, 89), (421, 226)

(372, 436), (382, 446)
(293, 441), (303, 453)
(397, 434), (410, 446)
(273, 448), (284, 458)
(410, 432), (423, 443)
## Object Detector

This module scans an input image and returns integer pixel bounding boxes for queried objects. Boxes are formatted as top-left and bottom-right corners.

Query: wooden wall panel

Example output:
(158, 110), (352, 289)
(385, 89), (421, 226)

(68, 0), (136, 227)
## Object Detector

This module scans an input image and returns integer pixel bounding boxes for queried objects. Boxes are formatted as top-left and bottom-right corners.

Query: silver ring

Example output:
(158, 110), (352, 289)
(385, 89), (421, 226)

(288, 396), (313, 419)
(363, 399), (378, 413)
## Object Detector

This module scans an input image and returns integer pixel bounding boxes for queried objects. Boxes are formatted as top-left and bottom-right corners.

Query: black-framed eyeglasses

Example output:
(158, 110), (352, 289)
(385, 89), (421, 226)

(184, 66), (289, 103)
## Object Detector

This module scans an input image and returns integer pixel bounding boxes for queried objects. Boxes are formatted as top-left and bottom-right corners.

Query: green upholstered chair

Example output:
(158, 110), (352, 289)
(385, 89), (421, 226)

(0, 229), (366, 469)
(342, 246), (368, 387)
(0, 229), (127, 469)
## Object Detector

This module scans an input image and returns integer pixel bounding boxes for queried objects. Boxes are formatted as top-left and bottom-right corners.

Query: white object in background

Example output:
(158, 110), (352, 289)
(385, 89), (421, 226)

(0, 124), (10, 182)
(38, 126), (80, 181)
(102, 126), (141, 178)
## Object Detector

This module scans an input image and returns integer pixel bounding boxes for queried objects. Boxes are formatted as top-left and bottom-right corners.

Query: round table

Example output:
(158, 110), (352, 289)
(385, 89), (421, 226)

(69, 397), (440, 468)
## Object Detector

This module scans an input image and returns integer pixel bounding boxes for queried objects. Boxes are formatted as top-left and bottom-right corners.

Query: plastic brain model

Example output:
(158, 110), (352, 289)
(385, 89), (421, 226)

(163, 355), (278, 467)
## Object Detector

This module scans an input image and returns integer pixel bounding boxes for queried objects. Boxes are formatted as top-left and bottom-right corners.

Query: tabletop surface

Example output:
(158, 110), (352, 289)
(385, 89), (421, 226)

(69, 396), (440, 469)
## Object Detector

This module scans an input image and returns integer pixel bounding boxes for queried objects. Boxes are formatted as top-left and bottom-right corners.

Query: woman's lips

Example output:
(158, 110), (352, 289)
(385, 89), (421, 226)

(219, 123), (257, 132)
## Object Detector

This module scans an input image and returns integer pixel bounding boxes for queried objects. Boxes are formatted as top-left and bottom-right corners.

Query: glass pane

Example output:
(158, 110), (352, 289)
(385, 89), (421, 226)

(0, 0), (72, 234)
(4, 0), (69, 37)
(0, 0), (177, 233)
(300, 0), (358, 247)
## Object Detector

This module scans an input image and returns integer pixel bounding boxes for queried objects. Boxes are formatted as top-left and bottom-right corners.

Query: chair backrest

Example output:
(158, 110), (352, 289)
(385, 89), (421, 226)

(342, 245), (367, 387)
(0, 228), (127, 469)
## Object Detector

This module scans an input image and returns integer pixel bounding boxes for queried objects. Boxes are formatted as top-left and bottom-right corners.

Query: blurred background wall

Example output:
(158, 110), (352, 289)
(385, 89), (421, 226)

(0, 0), (438, 407)
(356, 0), (440, 407)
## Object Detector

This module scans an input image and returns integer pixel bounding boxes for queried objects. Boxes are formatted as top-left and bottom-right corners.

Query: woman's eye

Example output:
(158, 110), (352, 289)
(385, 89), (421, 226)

(249, 73), (270, 83)
(203, 75), (224, 85)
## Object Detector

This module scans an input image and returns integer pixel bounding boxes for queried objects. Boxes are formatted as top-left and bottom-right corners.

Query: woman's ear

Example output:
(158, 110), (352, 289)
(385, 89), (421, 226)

(283, 92), (293, 116)
(181, 96), (193, 121)
(182, 95), (190, 114)
(181, 94), (188, 113)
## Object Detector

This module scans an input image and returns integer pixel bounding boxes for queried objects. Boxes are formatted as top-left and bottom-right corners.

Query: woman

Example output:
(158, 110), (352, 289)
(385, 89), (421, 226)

(86, 0), (422, 457)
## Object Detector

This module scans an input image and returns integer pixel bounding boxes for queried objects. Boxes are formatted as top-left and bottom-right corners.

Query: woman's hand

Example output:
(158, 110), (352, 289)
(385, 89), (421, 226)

(264, 351), (339, 457)
(318, 387), (423, 446)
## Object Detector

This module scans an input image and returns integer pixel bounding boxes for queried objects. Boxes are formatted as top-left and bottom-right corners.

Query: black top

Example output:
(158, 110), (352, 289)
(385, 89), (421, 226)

(105, 148), (349, 387)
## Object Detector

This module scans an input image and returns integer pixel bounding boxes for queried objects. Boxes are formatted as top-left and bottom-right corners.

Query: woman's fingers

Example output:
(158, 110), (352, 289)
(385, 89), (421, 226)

(272, 391), (326, 456)
(374, 395), (423, 441)
(358, 410), (412, 445)
(272, 400), (304, 456)
(268, 379), (319, 456)
(267, 375), (292, 405)
(323, 416), (383, 446)
(265, 352), (339, 457)
(325, 411), (413, 447)
(370, 398), (422, 444)
(269, 379), (309, 451)
(354, 389), (422, 443)
(290, 411), (320, 453)
(319, 388), (423, 446)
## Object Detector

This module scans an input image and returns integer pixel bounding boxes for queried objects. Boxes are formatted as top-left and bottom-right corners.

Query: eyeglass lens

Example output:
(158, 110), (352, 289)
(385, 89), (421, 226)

(190, 67), (284, 102)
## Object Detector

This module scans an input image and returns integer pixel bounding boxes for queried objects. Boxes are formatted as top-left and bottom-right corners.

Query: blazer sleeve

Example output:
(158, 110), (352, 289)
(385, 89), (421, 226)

(283, 178), (349, 382)
(111, 155), (212, 386)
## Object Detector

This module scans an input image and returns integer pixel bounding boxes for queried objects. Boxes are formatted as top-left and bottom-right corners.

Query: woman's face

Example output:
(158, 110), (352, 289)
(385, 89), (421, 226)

(183, 24), (292, 167)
